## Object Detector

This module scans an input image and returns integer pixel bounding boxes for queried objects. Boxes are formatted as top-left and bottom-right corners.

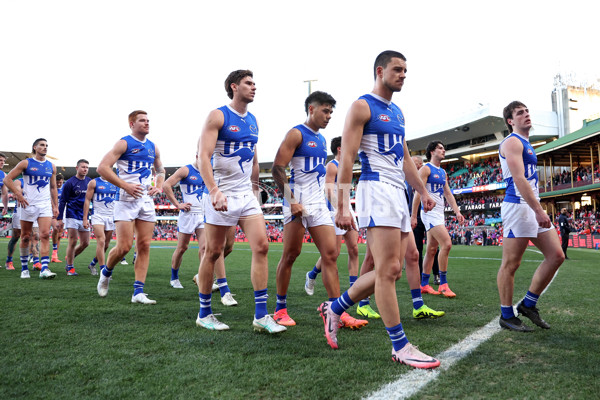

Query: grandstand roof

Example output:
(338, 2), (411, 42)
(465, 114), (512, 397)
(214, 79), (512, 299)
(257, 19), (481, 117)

(535, 118), (600, 165)
(407, 105), (558, 159)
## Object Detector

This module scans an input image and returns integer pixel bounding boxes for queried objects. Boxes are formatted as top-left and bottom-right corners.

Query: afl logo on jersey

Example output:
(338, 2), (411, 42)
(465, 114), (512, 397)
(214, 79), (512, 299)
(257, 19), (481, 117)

(228, 125), (241, 133)
(99, 186), (105, 190)
(527, 148), (533, 155)
(190, 176), (198, 181)
(307, 141), (317, 148)
(31, 167), (38, 171)
(433, 174), (440, 179)
(131, 148), (141, 154)
(378, 114), (391, 122)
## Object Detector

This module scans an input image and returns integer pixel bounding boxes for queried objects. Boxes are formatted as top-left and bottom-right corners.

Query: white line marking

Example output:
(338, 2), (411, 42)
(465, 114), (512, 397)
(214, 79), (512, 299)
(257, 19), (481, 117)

(364, 264), (560, 400)
(364, 318), (501, 400)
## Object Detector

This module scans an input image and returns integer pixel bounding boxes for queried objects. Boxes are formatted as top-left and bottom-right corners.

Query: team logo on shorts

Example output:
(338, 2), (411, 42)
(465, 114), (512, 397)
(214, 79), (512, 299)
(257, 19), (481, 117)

(228, 125), (241, 133)
(378, 114), (391, 122)
(307, 141), (317, 148)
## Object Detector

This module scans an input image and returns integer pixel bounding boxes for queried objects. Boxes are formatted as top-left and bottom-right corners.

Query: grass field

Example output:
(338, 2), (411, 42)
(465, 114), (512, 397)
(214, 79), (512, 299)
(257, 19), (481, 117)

(0, 239), (598, 400)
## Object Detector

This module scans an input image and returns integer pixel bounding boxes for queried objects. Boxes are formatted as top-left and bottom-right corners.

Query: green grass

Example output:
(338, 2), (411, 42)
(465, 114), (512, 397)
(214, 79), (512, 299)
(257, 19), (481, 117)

(0, 240), (598, 399)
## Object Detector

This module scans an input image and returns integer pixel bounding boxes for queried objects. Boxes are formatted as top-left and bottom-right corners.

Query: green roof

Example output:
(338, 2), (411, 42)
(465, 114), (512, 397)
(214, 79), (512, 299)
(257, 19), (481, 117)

(536, 118), (600, 155)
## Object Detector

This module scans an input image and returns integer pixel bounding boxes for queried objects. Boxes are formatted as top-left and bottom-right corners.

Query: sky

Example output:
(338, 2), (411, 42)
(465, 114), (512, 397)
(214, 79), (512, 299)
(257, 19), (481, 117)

(1, 0), (599, 167)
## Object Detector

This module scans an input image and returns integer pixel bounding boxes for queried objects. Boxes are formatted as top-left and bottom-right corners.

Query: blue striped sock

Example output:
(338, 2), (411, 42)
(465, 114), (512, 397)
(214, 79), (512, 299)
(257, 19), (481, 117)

(33, 257), (40, 264)
(411, 288), (424, 310)
(386, 323), (409, 351)
(254, 289), (268, 319)
(90, 257), (98, 267)
(275, 294), (287, 312)
(522, 291), (540, 308)
(171, 268), (179, 281)
(331, 291), (354, 315)
(40, 256), (50, 272)
(421, 273), (430, 287)
(199, 292), (212, 318)
(440, 271), (447, 285)
(349, 275), (357, 288)
(20, 248), (29, 271)
(101, 265), (112, 277)
(53, 244), (58, 251)
(501, 305), (516, 319)
(308, 265), (320, 280)
(217, 278), (230, 296)
(133, 280), (144, 296)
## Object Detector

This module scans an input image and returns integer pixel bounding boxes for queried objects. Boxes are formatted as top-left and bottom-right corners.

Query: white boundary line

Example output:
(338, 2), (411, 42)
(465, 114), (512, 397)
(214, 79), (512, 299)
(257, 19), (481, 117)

(364, 262), (560, 400)
(364, 318), (501, 400)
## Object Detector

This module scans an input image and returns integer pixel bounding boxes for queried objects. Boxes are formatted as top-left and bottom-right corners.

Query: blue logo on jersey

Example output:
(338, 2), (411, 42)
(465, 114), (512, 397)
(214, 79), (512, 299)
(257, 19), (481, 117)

(98, 196), (115, 206)
(185, 186), (205, 202)
(300, 164), (327, 186)
(220, 147), (254, 173)
(130, 168), (151, 183)
(32, 179), (49, 192)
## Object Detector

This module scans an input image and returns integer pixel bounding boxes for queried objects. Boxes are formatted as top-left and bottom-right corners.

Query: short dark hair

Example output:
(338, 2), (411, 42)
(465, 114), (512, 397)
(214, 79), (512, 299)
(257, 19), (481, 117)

(128, 110), (147, 125)
(225, 70), (253, 99)
(77, 159), (89, 166)
(503, 101), (527, 133)
(425, 141), (444, 161)
(304, 91), (336, 115)
(0, 152), (6, 160)
(374, 50), (407, 80)
(32, 138), (47, 155)
(330, 136), (342, 156)
(56, 173), (64, 181)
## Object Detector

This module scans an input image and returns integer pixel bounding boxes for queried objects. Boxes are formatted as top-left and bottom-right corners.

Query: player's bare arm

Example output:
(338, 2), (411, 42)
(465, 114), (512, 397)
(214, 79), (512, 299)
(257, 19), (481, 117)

(49, 164), (58, 218)
(98, 139), (143, 199)
(336, 99), (369, 230)
(272, 128), (303, 217)
(164, 166), (191, 211)
(148, 146), (164, 196)
(324, 161), (338, 207)
(443, 179), (464, 224)
(82, 178), (96, 229)
(198, 109), (226, 211)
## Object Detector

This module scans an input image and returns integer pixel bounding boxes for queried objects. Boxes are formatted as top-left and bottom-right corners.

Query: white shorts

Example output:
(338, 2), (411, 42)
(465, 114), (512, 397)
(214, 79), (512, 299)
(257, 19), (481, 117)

(178, 211), (204, 234)
(204, 192), (262, 226)
(420, 208), (445, 231)
(502, 202), (552, 238)
(283, 202), (333, 228)
(11, 210), (39, 229)
(65, 218), (91, 232)
(331, 210), (358, 236)
(91, 214), (115, 231)
(355, 180), (411, 232)
(113, 198), (156, 223)
(20, 203), (52, 222)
